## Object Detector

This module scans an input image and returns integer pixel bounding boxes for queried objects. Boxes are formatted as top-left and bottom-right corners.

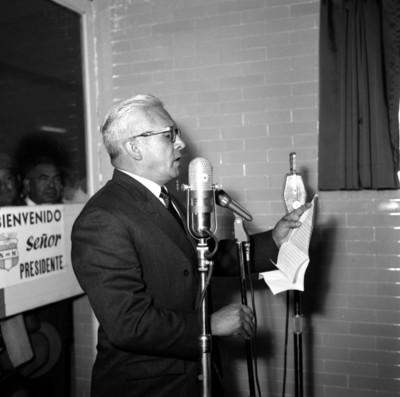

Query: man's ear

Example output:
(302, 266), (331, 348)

(124, 140), (143, 161)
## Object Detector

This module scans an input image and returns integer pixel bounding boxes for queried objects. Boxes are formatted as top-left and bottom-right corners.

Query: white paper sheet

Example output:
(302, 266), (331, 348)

(260, 194), (318, 295)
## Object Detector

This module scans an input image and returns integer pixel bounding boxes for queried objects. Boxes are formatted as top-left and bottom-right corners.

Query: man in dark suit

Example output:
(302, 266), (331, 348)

(71, 94), (309, 397)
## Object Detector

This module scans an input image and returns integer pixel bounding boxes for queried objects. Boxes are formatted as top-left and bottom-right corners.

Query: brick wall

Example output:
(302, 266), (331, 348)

(75, 1), (400, 396)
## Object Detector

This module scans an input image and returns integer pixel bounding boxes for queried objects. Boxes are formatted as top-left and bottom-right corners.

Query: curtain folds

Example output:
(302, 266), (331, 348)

(318, 0), (400, 190)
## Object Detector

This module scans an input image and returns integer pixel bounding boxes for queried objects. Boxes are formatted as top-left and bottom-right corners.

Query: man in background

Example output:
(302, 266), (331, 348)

(21, 155), (72, 397)
(0, 153), (23, 207)
(22, 156), (63, 205)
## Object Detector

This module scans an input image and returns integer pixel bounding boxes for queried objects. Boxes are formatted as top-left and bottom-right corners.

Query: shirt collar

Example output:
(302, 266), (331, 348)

(117, 168), (162, 198)
(25, 197), (37, 206)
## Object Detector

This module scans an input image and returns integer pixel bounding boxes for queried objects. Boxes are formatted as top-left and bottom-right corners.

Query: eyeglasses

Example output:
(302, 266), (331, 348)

(124, 126), (182, 144)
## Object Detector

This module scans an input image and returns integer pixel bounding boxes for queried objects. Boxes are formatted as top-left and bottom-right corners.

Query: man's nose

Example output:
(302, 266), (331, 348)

(47, 177), (60, 187)
(175, 134), (185, 150)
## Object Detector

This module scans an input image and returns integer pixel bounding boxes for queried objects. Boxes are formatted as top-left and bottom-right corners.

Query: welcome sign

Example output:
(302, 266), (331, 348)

(0, 205), (67, 289)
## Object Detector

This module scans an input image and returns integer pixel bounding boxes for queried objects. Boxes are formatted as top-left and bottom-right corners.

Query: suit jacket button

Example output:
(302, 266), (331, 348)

(183, 269), (189, 277)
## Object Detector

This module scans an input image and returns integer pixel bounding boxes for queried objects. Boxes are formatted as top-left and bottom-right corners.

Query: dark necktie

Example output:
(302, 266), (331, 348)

(160, 187), (185, 230)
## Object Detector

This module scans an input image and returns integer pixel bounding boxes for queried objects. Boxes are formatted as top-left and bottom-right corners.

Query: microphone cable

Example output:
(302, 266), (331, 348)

(244, 253), (262, 397)
(244, 272), (291, 397)
(196, 229), (219, 311)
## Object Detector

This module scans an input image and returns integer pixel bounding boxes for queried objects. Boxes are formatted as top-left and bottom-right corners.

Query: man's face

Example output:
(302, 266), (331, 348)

(25, 163), (63, 204)
(134, 108), (186, 186)
(0, 169), (19, 206)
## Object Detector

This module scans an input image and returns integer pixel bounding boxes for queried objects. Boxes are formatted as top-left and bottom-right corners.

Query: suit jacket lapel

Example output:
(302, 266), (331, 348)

(111, 170), (197, 266)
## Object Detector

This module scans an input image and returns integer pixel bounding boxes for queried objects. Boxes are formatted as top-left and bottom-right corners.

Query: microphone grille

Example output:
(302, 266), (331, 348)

(188, 157), (213, 191)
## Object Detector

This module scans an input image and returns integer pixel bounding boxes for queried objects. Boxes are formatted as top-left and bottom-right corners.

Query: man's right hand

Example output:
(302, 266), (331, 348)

(210, 303), (255, 339)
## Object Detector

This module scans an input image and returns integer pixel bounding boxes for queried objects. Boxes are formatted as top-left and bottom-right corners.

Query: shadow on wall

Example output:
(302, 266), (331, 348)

(303, 219), (337, 397)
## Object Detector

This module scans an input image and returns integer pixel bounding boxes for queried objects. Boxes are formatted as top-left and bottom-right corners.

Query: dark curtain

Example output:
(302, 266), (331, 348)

(319, 0), (400, 190)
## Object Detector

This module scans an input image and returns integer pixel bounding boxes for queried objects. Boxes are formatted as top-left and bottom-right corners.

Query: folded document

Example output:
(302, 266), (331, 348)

(260, 194), (318, 295)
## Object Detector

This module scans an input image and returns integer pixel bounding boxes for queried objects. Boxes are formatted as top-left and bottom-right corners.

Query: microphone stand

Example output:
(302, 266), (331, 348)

(195, 230), (219, 397)
(282, 152), (306, 397)
(293, 291), (303, 397)
(196, 236), (214, 397)
(234, 216), (257, 397)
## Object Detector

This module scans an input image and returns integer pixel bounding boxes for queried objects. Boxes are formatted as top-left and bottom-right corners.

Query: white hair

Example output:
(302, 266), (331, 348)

(101, 94), (167, 162)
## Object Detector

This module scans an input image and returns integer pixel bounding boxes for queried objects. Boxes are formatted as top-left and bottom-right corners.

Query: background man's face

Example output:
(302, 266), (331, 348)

(25, 163), (63, 204)
(0, 168), (19, 206)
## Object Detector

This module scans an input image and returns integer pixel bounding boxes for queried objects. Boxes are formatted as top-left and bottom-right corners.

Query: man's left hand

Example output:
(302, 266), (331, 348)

(272, 203), (311, 248)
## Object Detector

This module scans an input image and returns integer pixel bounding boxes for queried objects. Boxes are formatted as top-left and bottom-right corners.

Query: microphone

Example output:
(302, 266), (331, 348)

(185, 157), (216, 239)
(215, 189), (253, 221)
